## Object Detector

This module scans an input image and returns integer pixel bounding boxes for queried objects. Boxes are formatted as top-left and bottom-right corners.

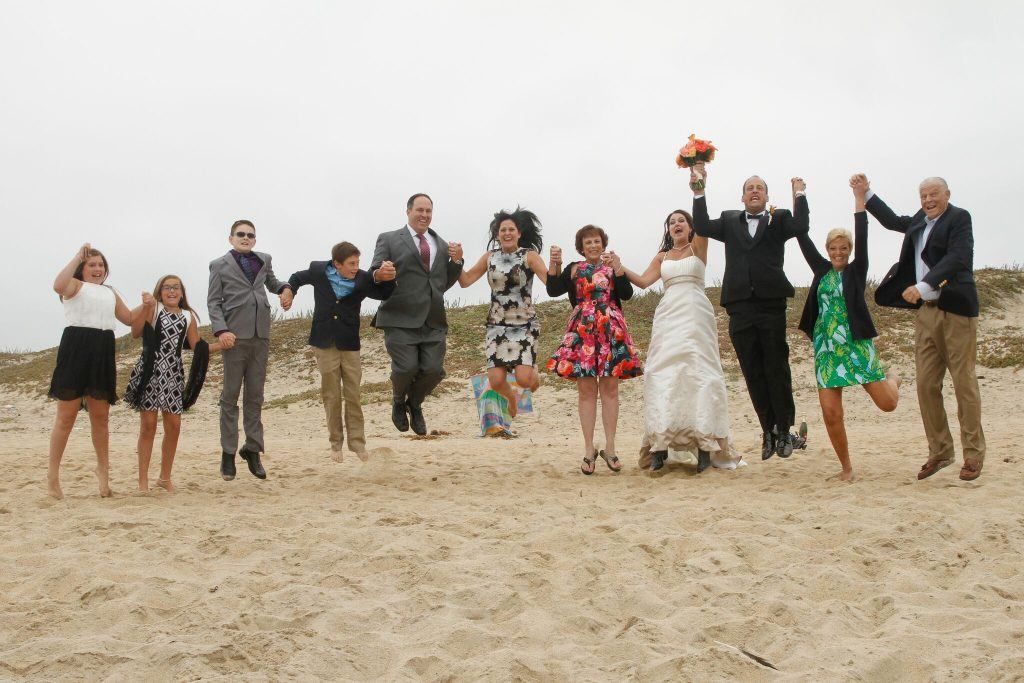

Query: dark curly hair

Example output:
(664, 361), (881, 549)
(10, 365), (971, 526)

(488, 206), (543, 252)
(659, 210), (694, 252)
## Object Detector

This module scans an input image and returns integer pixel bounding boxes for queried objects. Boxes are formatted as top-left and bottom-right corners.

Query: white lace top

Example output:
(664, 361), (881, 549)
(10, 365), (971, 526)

(63, 282), (117, 331)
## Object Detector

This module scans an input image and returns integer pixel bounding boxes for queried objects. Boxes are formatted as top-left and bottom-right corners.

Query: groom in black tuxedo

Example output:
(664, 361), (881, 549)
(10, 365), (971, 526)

(690, 165), (810, 460)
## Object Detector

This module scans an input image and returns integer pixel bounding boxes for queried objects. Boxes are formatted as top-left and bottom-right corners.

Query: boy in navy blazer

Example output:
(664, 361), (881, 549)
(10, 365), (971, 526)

(288, 242), (396, 461)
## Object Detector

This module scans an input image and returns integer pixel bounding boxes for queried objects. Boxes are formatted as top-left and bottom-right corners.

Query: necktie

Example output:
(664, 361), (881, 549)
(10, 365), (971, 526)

(417, 233), (430, 270)
(239, 254), (258, 284)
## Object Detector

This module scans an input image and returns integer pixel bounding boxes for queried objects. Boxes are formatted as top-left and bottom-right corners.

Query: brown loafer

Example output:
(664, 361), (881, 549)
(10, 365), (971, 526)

(917, 458), (952, 480)
(959, 460), (983, 481)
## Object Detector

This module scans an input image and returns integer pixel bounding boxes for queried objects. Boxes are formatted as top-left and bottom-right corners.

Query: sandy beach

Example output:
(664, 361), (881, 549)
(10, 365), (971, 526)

(2, 286), (1023, 681)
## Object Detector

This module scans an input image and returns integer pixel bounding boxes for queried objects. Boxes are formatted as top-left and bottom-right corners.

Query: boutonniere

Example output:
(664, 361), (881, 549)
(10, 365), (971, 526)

(767, 205), (776, 226)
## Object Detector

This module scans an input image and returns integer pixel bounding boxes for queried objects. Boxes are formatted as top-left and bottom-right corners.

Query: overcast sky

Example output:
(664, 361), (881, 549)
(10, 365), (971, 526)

(2, 0), (1021, 350)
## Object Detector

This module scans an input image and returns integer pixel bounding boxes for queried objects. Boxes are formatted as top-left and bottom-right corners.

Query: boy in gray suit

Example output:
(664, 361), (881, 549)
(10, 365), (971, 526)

(208, 220), (293, 480)
(369, 194), (463, 435)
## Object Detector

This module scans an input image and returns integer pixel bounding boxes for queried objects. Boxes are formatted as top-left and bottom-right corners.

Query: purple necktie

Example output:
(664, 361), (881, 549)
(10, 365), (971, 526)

(417, 233), (430, 271)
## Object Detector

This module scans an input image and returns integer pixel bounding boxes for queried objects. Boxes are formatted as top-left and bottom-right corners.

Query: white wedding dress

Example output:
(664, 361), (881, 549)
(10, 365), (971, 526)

(639, 256), (744, 469)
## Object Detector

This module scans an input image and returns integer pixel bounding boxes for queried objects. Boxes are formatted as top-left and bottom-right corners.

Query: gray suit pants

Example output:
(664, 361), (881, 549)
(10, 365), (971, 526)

(383, 325), (446, 408)
(220, 337), (269, 455)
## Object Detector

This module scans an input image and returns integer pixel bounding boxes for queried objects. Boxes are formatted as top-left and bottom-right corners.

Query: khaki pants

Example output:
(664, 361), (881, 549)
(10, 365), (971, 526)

(313, 347), (365, 454)
(915, 304), (985, 464)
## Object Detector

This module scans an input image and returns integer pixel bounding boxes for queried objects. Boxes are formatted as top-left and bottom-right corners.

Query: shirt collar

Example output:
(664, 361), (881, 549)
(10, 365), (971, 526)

(407, 225), (430, 241)
(924, 209), (946, 226)
(325, 263), (354, 281)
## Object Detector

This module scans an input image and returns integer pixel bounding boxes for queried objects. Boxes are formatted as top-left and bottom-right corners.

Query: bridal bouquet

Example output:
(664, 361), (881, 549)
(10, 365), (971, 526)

(675, 134), (717, 191)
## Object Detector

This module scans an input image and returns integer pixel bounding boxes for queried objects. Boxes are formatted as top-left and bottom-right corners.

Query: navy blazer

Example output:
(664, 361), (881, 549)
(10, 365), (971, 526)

(797, 212), (877, 341)
(692, 195), (810, 307)
(288, 263), (394, 350)
(867, 194), (978, 317)
(546, 261), (634, 308)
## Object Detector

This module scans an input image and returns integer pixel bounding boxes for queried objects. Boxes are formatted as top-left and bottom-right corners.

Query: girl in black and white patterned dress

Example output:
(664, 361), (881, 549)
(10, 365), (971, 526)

(456, 208), (555, 417)
(125, 275), (221, 492)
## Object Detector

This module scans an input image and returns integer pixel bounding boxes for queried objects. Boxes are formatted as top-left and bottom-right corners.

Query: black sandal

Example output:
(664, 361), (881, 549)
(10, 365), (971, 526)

(599, 450), (622, 473)
(581, 449), (598, 475)
(696, 449), (711, 473)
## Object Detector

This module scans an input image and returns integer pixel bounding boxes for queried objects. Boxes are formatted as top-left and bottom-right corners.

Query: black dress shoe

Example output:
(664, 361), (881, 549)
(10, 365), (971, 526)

(696, 449), (711, 472)
(239, 448), (267, 479)
(776, 432), (795, 459)
(761, 432), (775, 460)
(650, 450), (668, 471)
(220, 451), (236, 481)
(391, 401), (410, 432)
(407, 401), (427, 436)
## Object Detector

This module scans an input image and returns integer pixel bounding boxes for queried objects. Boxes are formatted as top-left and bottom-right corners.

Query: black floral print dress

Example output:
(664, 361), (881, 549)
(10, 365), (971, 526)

(485, 248), (540, 370)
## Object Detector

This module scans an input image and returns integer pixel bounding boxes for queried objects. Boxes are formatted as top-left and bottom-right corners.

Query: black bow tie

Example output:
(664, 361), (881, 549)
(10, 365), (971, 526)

(746, 213), (765, 221)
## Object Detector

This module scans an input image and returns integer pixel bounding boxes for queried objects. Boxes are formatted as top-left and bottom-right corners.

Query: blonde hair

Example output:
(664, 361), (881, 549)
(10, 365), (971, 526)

(825, 228), (853, 250)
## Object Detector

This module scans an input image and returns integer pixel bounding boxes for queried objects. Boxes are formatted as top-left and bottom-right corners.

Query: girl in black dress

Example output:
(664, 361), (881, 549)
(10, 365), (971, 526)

(48, 244), (136, 499)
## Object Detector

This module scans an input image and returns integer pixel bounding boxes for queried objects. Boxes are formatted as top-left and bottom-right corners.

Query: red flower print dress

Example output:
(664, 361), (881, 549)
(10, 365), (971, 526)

(547, 262), (643, 379)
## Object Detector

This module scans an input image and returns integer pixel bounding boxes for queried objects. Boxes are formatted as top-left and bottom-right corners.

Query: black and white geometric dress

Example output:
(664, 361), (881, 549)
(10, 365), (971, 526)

(124, 309), (188, 414)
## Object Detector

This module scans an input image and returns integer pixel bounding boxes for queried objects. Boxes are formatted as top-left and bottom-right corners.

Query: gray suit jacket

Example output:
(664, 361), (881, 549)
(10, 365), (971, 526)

(369, 226), (463, 330)
(207, 251), (287, 339)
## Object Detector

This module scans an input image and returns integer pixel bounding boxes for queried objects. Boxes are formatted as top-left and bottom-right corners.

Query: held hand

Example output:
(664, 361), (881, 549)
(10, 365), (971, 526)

(141, 291), (157, 308)
(849, 173), (869, 197)
(449, 242), (464, 262)
(219, 332), (237, 349)
(549, 245), (562, 265)
(902, 285), (922, 304)
(689, 162), (707, 192)
(279, 289), (293, 311)
(791, 176), (806, 197)
(376, 261), (397, 281)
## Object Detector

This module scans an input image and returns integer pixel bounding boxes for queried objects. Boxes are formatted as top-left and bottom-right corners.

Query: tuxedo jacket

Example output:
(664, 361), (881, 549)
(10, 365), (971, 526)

(797, 211), (877, 341)
(288, 263), (394, 351)
(368, 227), (463, 330)
(867, 195), (978, 317)
(692, 195), (810, 308)
(207, 251), (287, 339)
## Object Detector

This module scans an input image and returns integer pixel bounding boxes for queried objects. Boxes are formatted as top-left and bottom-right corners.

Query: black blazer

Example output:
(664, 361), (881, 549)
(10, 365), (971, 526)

(546, 261), (634, 308)
(692, 195), (810, 307)
(866, 194), (978, 317)
(797, 212), (877, 341)
(288, 263), (395, 350)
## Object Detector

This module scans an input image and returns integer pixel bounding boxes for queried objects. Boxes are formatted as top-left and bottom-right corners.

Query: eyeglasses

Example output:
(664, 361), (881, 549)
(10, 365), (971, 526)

(161, 284), (182, 292)
(234, 231), (256, 239)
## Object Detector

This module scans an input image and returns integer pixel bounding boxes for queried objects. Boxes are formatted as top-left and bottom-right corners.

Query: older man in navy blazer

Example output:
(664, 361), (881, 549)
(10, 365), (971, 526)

(861, 174), (985, 481)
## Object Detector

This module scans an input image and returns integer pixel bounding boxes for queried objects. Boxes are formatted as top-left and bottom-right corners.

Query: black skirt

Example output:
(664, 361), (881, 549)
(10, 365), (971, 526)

(48, 326), (118, 404)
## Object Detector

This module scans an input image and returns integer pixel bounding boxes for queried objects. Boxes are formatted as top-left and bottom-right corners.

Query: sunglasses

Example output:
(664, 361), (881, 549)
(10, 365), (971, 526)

(234, 231), (256, 239)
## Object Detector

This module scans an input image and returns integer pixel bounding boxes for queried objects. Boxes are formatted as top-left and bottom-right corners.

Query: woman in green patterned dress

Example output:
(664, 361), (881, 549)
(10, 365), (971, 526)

(796, 176), (901, 481)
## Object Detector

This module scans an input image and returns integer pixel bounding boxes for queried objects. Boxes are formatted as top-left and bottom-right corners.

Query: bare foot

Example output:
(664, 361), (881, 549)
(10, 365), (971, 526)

(47, 478), (64, 500)
(827, 469), (856, 483)
(330, 450), (344, 463)
(96, 467), (112, 497)
(138, 480), (150, 493)
(353, 451), (370, 463)
(156, 478), (174, 493)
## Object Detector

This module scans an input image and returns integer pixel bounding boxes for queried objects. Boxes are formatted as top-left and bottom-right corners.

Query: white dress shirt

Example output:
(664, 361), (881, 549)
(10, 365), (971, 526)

(407, 225), (437, 268)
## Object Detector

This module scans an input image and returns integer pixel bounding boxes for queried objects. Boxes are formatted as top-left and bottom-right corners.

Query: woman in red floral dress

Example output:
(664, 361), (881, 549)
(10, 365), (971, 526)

(546, 225), (643, 475)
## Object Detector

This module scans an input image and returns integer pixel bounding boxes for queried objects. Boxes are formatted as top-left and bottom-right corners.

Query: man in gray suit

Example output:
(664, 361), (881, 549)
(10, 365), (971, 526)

(208, 219), (293, 480)
(370, 193), (464, 435)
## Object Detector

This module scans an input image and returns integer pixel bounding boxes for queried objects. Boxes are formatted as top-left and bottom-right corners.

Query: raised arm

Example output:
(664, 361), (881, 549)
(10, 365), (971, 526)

(855, 174), (914, 234)
(53, 244), (89, 299)
(781, 177), (810, 240)
(444, 241), (465, 291)
(623, 252), (665, 289)
(457, 252), (489, 287)
(113, 289), (134, 327)
(851, 174), (870, 279)
(131, 292), (157, 338)
(689, 163), (725, 241)
(525, 250), (550, 285)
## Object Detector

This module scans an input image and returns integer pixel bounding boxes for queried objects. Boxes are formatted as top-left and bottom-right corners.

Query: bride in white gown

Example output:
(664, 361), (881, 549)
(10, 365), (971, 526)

(624, 209), (744, 472)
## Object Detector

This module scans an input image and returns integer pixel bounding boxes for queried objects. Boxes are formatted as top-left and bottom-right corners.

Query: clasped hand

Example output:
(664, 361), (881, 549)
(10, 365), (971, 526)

(375, 261), (397, 281)
(447, 242), (464, 262)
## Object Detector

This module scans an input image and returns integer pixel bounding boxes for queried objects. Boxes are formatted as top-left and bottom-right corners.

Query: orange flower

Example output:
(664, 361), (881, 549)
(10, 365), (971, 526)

(557, 359), (573, 376)
(546, 358), (556, 371)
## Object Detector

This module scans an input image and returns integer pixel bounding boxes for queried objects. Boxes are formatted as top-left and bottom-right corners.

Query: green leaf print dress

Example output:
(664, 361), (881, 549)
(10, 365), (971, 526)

(813, 269), (886, 389)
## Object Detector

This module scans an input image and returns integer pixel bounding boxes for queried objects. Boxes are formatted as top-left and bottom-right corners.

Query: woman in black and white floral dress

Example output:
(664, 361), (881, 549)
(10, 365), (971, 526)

(457, 207), (555, 417)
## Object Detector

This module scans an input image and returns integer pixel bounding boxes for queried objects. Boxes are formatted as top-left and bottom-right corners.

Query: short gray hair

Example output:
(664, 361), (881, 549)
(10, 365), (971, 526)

(919, 176), (949, 191)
